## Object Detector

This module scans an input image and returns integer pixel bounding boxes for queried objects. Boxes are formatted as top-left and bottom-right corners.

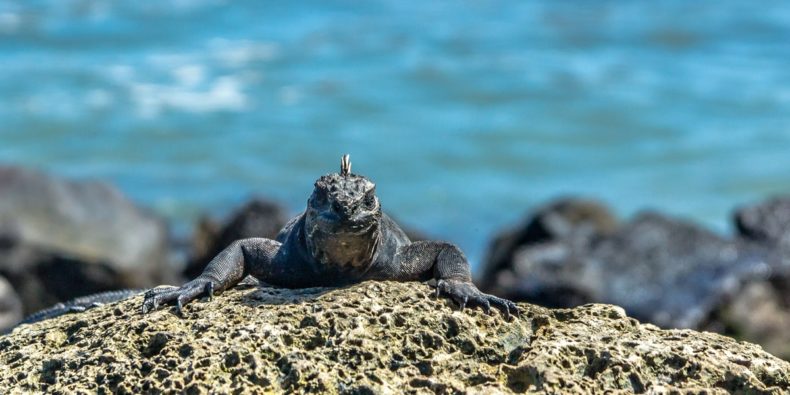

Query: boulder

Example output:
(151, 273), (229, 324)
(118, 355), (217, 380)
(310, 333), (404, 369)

(0, 166), (171, 314)
(716, 278), (790, 363)
(727, 196), (790, 360)
(735, 196), (790, 247)
(482, 200), (790, 359)
(480, 197), (617, 292)
(0, 275), (22, 333)
(2, 281), (788, 393)
(577, 212), (779, 329)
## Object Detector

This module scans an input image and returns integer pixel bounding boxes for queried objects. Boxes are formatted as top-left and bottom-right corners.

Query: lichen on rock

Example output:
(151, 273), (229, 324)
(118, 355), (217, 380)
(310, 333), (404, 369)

(1, 281), (788, 393)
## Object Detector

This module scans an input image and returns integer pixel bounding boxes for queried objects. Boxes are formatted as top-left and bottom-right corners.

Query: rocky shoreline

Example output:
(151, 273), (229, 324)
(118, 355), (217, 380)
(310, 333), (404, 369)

(1, 165), (790, 365)
(2, 281), (789, 393)
(479, 197), (790, 360)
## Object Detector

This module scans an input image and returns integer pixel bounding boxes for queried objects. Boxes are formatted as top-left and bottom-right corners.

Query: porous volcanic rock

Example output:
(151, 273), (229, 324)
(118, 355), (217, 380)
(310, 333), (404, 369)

(2, 281), (788, 393)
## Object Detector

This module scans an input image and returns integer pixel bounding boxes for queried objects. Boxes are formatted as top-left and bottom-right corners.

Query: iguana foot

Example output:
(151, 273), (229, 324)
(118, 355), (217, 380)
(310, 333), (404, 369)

(142, 279), (215, 315)
(435, 279), (519, 319)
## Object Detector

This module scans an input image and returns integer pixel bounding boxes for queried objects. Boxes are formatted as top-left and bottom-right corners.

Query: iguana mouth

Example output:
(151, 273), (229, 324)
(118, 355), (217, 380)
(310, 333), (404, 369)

(315, 212), (377, 234)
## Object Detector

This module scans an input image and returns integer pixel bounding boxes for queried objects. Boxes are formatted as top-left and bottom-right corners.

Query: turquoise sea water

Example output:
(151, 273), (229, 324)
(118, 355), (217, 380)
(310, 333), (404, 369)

(1, 1), (789, 268)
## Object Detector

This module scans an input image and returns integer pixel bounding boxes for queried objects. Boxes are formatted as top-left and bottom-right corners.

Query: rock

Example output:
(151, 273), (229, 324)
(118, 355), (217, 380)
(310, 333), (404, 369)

(577, 212), (779, 329)
(483, 203), (790, 359)
(0, 166), (171, 314)
(728, 196), (790, 360)
(480, 197), (617, 292)
(184, 199), (288, 279)
(1, 281), (788, 393)
(735, 196), (790, 247)
(714, 278), (790, 361)
(0, 275), (22, 332)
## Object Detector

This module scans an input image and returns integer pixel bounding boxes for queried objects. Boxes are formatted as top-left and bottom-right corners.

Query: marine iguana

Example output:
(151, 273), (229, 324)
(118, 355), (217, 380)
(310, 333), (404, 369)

(14, 155), (516, 327)
(143, 155), (517, 317)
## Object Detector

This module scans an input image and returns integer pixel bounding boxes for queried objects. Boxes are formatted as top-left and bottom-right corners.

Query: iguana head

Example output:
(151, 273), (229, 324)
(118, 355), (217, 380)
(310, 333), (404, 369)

(304, 155), (382, 269)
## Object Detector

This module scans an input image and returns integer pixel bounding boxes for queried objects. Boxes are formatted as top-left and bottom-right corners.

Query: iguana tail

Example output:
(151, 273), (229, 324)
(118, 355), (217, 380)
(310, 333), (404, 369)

(18, 289), (145, 326)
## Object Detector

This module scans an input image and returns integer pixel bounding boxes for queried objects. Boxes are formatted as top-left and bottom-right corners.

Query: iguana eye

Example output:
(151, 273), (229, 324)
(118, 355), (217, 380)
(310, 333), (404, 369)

(363, 193), (376, 209)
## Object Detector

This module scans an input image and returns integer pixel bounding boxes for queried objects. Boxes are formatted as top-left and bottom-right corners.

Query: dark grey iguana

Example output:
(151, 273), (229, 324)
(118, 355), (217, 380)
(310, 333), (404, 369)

(16, 155), (517, 327)
(144, 155), (517, 317)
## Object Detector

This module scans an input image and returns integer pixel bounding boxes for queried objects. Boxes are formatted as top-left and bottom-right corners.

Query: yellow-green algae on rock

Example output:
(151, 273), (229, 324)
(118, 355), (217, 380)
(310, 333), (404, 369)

(1, 281), (788, 394)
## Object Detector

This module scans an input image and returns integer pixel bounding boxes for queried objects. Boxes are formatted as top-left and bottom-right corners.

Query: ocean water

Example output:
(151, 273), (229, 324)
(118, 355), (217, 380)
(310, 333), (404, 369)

(1, 1), (789, 269)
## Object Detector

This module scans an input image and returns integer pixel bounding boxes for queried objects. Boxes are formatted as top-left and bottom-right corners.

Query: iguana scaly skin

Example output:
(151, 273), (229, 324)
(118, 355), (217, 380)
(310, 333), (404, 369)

(14, 289), (144, 328)
(142, 155), (517, 318)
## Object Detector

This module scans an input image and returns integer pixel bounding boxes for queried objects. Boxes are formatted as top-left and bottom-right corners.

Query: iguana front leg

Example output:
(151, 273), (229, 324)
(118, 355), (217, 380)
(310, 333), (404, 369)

(142, 238), (281, 314)
(392, 241), (518, 318)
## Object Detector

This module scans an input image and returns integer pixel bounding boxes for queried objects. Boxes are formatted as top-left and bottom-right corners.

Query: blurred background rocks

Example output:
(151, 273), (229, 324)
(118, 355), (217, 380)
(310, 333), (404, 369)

(0, 275), (22, 331)
(0, 166), (171, 325)
(480, 196), (790, 360)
